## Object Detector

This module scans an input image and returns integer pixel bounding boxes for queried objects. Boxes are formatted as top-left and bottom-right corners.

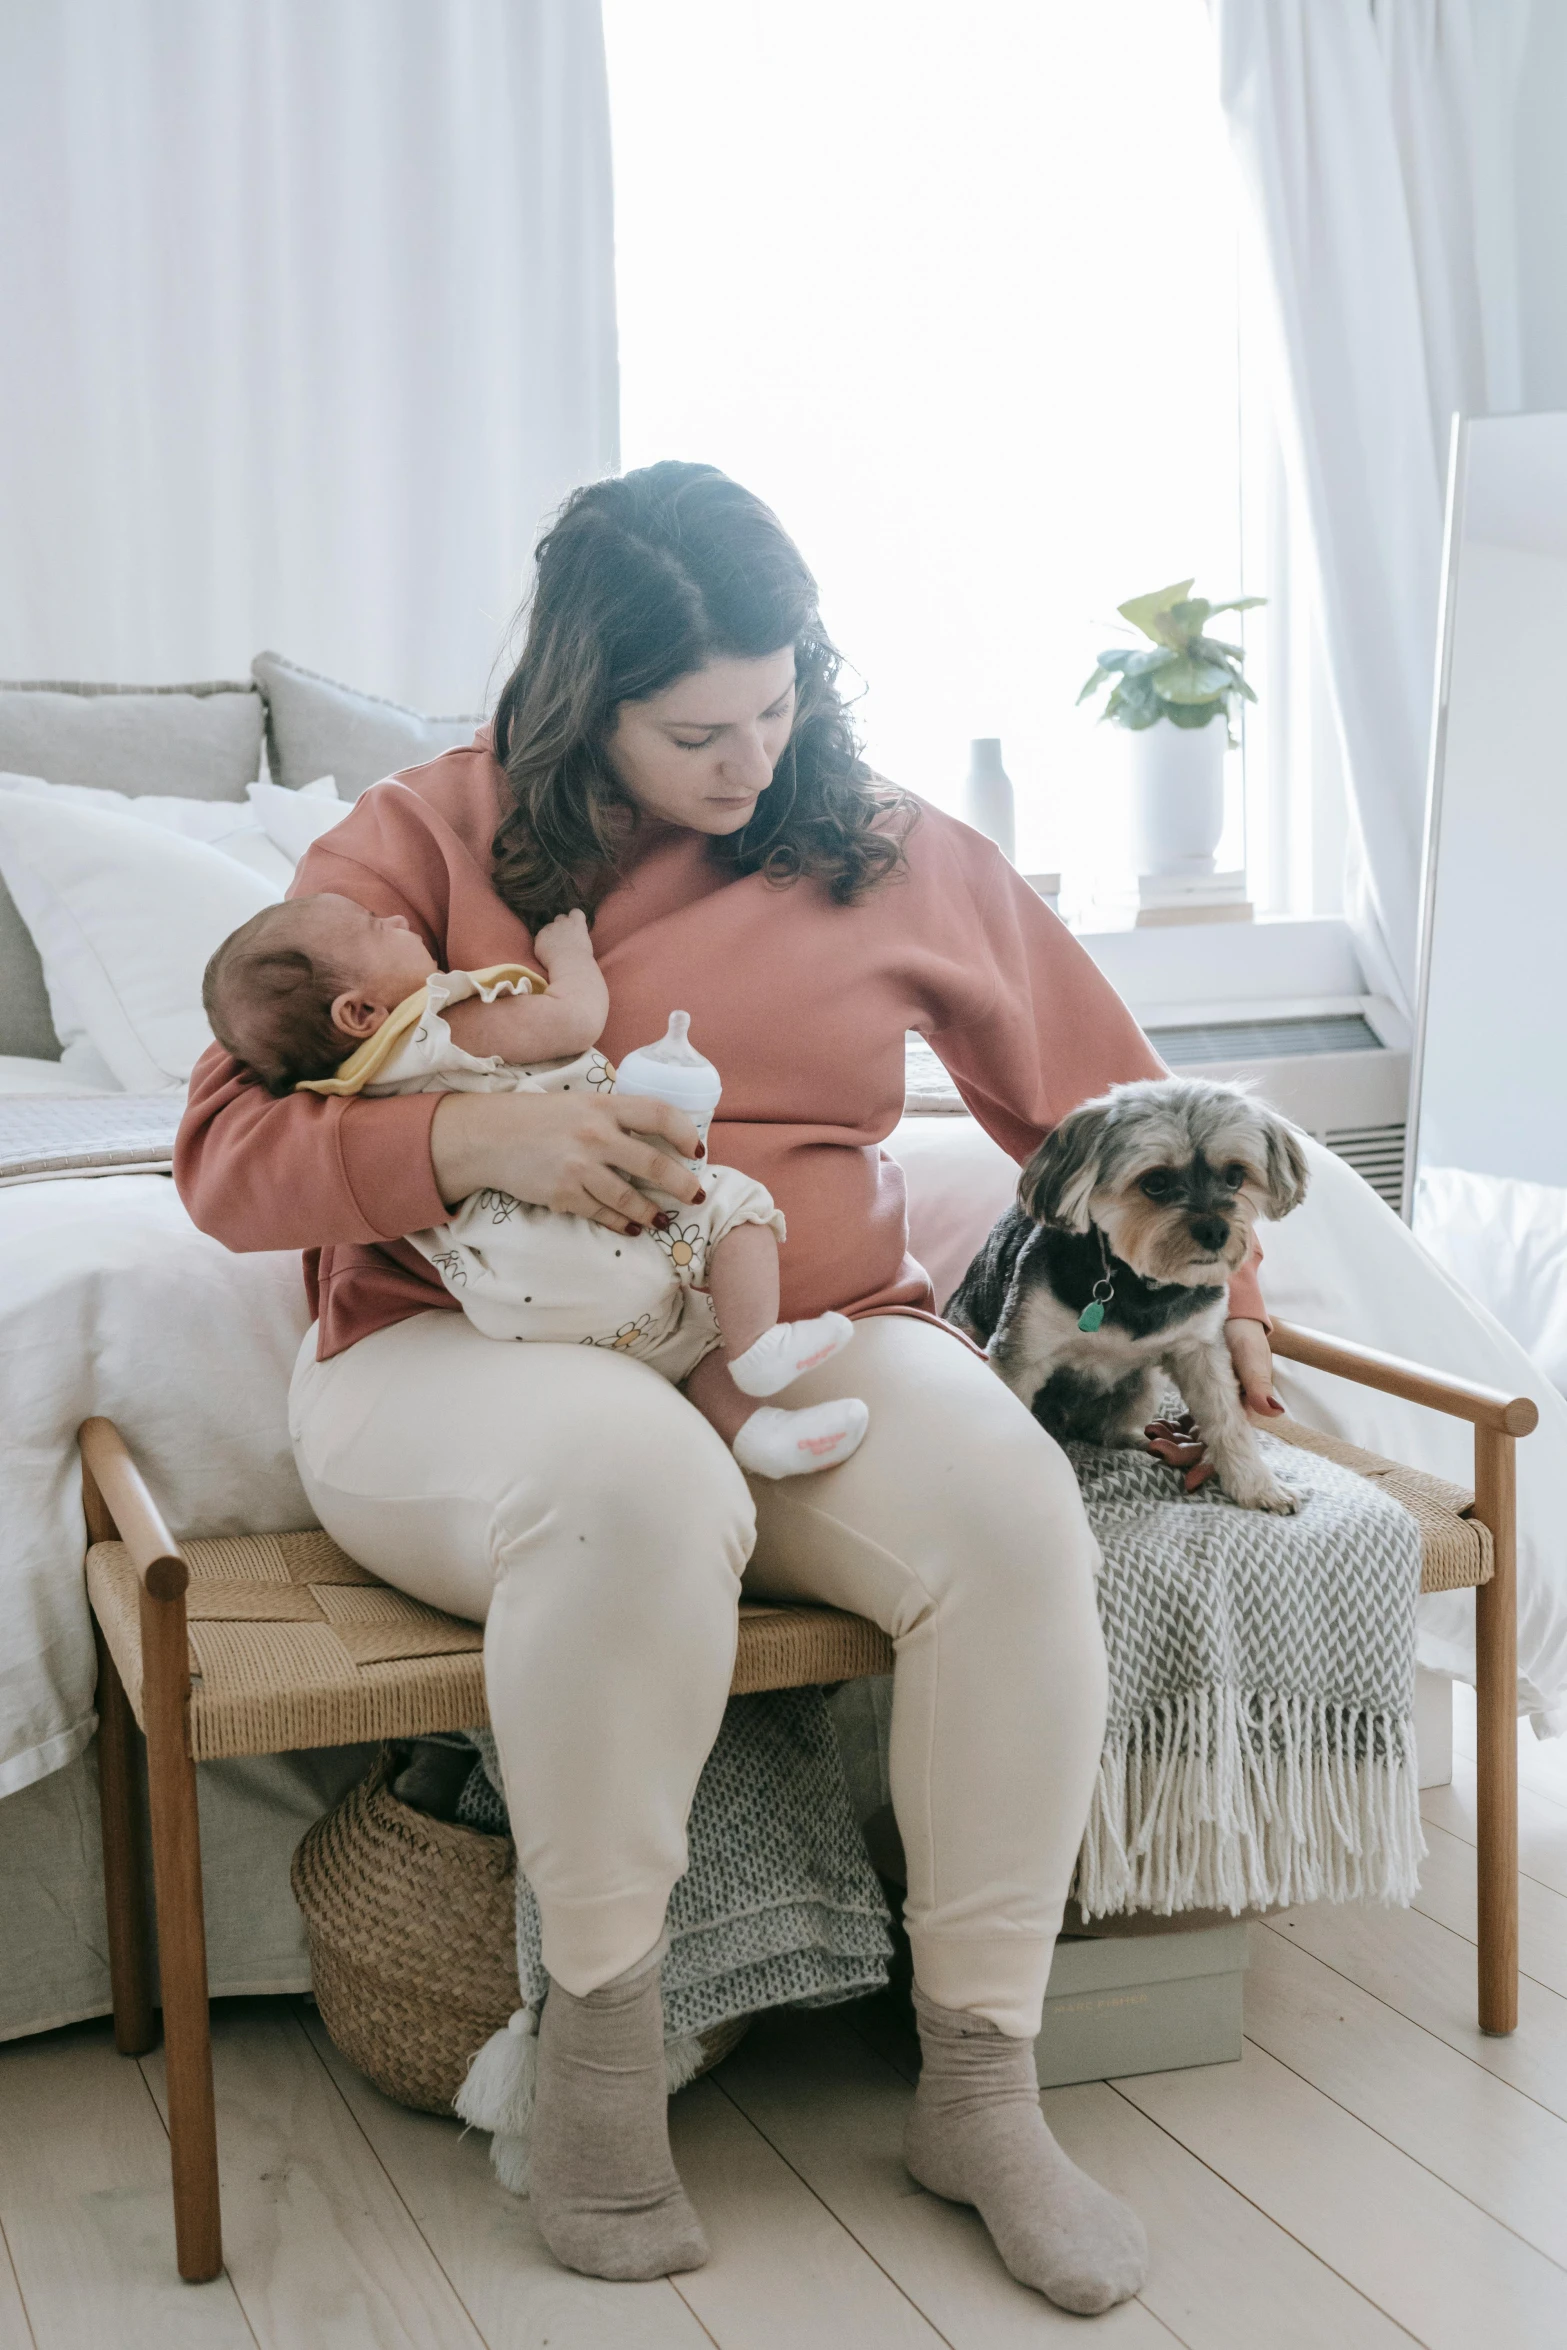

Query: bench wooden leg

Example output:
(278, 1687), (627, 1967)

(93, 1624), (155, 2055)
(1473, 1426), (1519, 2037)
(139, 1583), (222, 2283)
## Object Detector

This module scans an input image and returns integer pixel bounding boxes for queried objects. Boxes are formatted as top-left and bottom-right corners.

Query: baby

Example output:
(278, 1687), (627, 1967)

(203, 894), (868, 1479)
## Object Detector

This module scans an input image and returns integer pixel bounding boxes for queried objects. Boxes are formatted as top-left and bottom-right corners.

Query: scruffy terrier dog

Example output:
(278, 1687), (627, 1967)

(945, 1077), (1310, 1512)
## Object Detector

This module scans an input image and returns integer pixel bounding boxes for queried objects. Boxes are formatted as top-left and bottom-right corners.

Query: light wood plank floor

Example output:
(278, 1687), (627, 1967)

(3, 1690), (1565, 2350)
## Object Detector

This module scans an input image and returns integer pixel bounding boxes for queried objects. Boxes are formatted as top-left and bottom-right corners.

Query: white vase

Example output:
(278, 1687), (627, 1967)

(961, 738), (1016, 862)
(1125, 713), (1227, 880)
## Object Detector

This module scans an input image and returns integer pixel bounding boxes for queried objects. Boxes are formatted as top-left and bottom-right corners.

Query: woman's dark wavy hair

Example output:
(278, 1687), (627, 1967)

(490, 462), (913, 927)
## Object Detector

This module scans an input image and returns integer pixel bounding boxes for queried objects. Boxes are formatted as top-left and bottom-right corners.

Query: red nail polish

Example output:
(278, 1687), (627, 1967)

(653, 1212), (672, 1229)
(695, 1143), (706, 1158)
(694, 1187), (707, 1204)
(625, 1222), (641, 1237)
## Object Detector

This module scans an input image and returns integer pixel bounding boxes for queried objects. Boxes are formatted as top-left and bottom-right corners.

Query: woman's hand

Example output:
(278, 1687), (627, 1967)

(1225, 1317), (1283, 1420)
(430, 1090), (704, 1235)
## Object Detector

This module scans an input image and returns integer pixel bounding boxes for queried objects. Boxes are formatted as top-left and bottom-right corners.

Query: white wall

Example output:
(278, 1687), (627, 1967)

(1514, 3), (1567, 410)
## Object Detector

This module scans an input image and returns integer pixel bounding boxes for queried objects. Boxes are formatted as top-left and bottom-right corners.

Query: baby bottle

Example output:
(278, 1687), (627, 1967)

(612, 1011), (722, 1182)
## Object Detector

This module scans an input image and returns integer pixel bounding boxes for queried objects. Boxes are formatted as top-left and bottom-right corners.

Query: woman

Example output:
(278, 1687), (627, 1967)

(177, 463), (1275, 2316)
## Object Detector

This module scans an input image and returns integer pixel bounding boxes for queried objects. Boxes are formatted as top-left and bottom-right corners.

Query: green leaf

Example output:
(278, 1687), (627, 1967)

(1167, 599), (1214, 645)
(1196, 636), (1245, 662)
(1202, 596), (1267, 619)
(1162, 699), (1228, 730)
(1076, 666), (1111, 705)
(1124, 646), (1179, 676)
(1116, 580), (1195, 647)
(1151, 656), (1234, 705)
(1103, 675), (1163, 729)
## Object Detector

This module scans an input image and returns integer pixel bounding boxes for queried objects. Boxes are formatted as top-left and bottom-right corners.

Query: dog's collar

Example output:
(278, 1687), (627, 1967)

(1077, 1227), (1174, 1330)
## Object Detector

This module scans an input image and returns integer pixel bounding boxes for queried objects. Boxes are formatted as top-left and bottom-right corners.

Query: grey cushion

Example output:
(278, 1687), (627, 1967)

(0, 679), (264, 801)
(253, 651), (483, 800)
(0, 679), (264, 1061)
(0, 900), (64, 1062)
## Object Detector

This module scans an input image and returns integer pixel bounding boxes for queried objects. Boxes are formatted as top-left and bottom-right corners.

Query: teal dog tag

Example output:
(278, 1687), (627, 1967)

(1077, 1298), (1106, 1333)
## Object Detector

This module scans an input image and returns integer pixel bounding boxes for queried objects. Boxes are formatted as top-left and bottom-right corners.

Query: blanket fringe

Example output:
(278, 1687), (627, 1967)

(455, 2004), (712, 2195)
(1075, 1686), (1427, 1919)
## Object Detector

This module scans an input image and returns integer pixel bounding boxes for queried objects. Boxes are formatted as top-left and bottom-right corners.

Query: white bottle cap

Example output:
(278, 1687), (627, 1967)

(611, 1011), (723, 1121)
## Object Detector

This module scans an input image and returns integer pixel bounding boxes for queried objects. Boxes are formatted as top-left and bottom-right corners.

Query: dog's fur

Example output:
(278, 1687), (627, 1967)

(945, 1077), (1310, 1511)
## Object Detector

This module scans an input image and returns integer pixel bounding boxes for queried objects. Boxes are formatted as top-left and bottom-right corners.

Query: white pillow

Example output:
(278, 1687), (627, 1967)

(0, 792), (281, 1093)
(0, 768), (295, 891)
(246, 775), (347, 864)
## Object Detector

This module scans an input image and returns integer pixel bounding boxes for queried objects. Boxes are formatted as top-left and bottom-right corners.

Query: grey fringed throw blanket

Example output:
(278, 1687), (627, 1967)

(454, 1427), (1424, 2188)
(1069, 1428), (1425, 1918)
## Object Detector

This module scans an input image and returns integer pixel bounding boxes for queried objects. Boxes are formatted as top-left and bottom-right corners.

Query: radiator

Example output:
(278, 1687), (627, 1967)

(1144, 1001), (1412, 1211)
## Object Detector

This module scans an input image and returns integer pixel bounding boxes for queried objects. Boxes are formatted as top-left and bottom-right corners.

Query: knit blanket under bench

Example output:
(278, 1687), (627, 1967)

(453, 1427), (1424, 2189)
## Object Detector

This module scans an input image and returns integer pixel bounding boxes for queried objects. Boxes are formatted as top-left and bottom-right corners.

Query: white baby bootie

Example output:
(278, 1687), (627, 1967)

(732, 1398), (869, 1479)
(727, 1311), (855, 1398)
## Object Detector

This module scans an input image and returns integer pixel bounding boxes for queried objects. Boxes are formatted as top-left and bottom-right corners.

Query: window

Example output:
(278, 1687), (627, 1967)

(605, 0), (1282, 923)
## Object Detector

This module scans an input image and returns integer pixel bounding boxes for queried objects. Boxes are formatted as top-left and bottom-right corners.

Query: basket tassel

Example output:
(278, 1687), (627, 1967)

(456, 2003), (715, 2196)
(456, 2005), (539, 2191)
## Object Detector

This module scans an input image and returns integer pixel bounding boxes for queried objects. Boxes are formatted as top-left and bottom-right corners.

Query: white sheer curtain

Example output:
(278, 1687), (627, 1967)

(1210, 0), (1536, 1012)
(0, 1), (617, 711)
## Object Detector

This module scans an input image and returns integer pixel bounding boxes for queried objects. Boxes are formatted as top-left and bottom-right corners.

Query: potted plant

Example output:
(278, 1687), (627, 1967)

(1078, 580), (1263, 885)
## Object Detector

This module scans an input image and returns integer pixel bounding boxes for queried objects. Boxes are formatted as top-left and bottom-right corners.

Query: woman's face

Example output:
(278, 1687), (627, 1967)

(606, 647), (798, 835)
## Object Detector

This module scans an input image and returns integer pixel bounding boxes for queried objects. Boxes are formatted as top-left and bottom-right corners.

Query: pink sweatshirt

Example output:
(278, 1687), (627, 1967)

(175, 739), (1267, 1357)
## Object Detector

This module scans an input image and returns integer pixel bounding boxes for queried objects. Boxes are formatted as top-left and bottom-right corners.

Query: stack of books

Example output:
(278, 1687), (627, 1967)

(1134, 869), (1253, 927)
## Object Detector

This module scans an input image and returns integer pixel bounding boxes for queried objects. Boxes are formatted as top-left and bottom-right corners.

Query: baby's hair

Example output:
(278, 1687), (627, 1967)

(203, 903), (349, 1095)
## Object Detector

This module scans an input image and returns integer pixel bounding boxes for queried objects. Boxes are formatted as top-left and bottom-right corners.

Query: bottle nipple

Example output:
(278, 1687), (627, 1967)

(612, 1011), (722, 1126)
(639, 1011), (704, 1066)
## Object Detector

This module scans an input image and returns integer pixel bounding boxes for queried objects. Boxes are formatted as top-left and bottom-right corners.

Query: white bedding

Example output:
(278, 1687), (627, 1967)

(0, 1175), (311, 1794)
(0, 1055), (115, 1097)
(1414, 1165), (1567, 1401)
(4, 1120), (1566, 1805)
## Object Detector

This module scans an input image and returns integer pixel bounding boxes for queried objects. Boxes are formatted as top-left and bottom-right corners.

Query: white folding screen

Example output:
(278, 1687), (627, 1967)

(0, 0), (618, 711)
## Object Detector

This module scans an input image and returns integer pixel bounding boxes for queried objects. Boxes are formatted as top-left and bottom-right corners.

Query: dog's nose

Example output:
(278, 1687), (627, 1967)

(1190, 1215), (1229, 1253)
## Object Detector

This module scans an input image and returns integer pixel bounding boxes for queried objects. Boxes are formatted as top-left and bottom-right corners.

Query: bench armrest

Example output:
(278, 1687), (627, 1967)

(1269, 1320), (1538, 1439)
(80, 1416), (189, 1598)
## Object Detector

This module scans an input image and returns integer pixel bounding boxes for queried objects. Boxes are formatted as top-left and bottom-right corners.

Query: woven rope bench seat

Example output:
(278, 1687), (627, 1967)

(1271, 1416), (1492, 1593)
(85, 1526), (896, 1762)
(85, 1431), (1483, 1763)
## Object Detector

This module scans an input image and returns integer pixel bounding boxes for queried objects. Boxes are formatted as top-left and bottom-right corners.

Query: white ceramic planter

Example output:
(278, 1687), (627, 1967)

(1126, 712), (1226, 880)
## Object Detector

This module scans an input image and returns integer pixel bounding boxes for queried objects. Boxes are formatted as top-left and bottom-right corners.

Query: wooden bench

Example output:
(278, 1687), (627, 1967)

(79, 1313), (1534, 2282)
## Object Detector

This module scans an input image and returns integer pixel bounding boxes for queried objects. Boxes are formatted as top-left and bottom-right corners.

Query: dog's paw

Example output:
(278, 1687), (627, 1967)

(1227, 1473), (1299, 1514)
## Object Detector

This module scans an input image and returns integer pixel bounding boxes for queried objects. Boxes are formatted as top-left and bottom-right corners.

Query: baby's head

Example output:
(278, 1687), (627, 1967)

(203, 893), (438, 1093)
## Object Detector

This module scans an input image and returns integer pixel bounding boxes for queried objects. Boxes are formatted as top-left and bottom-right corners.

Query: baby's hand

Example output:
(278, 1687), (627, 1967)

(533, 909), (597, 973)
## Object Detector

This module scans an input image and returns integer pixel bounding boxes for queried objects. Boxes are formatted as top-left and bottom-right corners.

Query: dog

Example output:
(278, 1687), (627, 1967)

(944, 1077), (1310, 1512)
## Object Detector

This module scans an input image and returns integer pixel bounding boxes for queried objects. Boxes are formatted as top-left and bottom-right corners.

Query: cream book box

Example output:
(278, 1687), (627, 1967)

(1036, 1922), (1249, 2088)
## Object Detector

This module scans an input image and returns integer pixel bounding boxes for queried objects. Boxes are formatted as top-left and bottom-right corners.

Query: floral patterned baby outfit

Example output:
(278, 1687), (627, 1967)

(300, 967), (783, 1381)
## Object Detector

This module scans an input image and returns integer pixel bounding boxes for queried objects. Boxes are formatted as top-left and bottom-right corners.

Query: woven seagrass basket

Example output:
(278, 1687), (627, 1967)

(292, 1747), (745, 2114)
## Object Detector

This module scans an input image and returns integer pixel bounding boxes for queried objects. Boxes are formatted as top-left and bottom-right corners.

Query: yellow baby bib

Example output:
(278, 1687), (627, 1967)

(297, 963), (544, 1096)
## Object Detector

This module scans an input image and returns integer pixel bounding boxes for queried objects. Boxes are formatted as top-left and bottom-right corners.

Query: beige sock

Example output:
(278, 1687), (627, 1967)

(905, 1985), (1147, 2315)
(528, 1949), (709, 2282)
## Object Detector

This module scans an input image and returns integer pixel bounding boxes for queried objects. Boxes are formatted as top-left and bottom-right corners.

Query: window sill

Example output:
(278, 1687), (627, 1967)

(1075, 915), (1363, 1026)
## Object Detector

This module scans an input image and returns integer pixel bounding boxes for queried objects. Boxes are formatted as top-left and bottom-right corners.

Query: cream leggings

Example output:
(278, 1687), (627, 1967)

(289, 1307), (1108, 2038)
